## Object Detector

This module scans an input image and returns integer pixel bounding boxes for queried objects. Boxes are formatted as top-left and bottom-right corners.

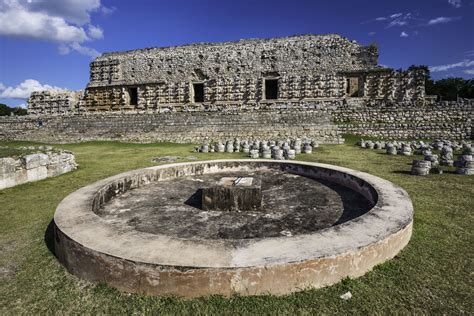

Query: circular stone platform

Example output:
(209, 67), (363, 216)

(53, 160), (413, 298)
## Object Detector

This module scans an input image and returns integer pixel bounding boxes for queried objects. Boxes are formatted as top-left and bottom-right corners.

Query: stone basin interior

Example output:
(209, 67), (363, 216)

(93, 161), (376, 240)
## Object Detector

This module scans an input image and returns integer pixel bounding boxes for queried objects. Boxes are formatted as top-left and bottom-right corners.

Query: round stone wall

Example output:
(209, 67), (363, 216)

(53, 160), (413, 298)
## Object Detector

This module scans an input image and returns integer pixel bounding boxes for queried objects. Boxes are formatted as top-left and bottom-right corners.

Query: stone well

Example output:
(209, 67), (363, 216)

(53, 160), (413, 298)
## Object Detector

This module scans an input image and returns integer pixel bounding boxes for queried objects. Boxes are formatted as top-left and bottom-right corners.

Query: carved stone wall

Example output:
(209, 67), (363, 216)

(26, 34), (426, 114)
(28, 90), (83, 115)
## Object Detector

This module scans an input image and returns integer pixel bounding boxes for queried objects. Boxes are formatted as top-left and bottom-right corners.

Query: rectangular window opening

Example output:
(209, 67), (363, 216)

(129, 87), (138, 105)
(193, 83), (204, 103)
(265, 79), (278, 100)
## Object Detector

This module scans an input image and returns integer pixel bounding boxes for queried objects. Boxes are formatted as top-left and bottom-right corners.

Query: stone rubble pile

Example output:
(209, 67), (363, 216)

(0, 147), (78, 190)
(357, 138), (473, 176)
(454, 144), (473, 175)
(196, 138), (319, 160)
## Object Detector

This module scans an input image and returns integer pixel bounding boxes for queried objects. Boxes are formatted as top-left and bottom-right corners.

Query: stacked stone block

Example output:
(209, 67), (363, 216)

(0, 151), (77, 190)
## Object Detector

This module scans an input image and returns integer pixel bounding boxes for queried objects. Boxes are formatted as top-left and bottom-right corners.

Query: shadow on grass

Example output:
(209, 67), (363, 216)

(44, 219), (56, 257)
(392, 170), (412, 175)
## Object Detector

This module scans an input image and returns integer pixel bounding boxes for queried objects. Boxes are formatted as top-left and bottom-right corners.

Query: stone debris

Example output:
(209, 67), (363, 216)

(358, 138), (473, 176)
(197, 138), (318, 160)
(1, 150), (77, 190)
(411, 160), (431, 176)
(151, 156), (182, 163)
(454, 146), (473, 174)
(440, 146), (454, 166)
(340, 291), (352, 300)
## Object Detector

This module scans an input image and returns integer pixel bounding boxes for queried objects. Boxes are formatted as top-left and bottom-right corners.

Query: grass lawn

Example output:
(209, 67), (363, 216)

(0, 138), (472, 314)
(0, 147), (36, 158)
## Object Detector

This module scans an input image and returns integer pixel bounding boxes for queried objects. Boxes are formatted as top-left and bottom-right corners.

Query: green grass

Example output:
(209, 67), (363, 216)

(0, 139), (473, 314)
(0, 147), (35, 158)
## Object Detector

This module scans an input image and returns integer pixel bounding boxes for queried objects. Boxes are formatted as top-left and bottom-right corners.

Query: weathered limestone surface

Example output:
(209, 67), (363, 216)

(0, 110), (342, 143)
(1, 100), (471, 142)
(0, 151), (77, 190)
(202, 177), (262, 212)
(8, 35), (471, 142)
(28, 90), (83, 115)
(54, 160), (413, 297)
(27, 34), (425, 114)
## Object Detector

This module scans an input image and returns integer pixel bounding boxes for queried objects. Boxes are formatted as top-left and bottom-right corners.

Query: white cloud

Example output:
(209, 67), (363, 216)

(20, 0), (101, 26)
(464, 69), (474, 75)
(430, 59), (474, 72)
(464, 50), (474, 57)
(101, 6), (116, 15)
(0, 8), (89, 42)
(0, 79), (65, 100)
(368, 31), (376, 36)
(368, 12), (408, 24)
(0, 0), (108, 58)
(58, 44), (71, 55)
(69, 42), (100, 59)
(87, 24), (103, 39)
(385, 13), (413, 28)
(387, 20), (408, 28)
(448, 0), (462, 8)
(0, 83), (5, 91)
(400, 31), (409, 37)
(390, 13), (403, 18)
(427, 16), (460, 25)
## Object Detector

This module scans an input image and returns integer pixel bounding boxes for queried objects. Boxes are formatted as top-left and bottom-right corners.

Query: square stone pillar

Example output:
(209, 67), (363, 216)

(202, 177), (262, 212)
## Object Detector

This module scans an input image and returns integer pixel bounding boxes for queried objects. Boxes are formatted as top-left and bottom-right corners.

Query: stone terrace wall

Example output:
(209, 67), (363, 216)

(1, 101), (471, 143)
(0, 151), (77, 190)
(0, 110), (342, 144)
(332, 102), (473, 140)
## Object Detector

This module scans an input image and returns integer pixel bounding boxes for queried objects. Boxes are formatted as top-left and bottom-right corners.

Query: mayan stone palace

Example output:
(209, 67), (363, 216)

(1, 34), (471, 142)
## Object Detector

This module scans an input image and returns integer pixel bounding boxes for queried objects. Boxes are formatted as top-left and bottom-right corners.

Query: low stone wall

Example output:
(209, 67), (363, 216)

(0, 110), (341, 144)
(331, 103), (473, 140)
(0, 101), (472, 143)
(0, 151), (77, 190)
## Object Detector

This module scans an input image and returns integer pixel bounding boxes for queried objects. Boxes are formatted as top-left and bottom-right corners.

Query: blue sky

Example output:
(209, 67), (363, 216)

(0, 0), (473, 108)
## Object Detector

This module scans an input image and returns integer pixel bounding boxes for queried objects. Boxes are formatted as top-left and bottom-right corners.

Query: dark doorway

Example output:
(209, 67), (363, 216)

(265, 79), (278, 100)
(193, 83), (204, 103)
(129, 87), (138, 105)
(346, 77), (361, 97)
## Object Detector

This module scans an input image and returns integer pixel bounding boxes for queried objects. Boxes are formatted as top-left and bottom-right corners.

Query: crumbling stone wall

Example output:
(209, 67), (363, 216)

(332, 101), (473, 140)
(78, 34), (424, 112)
(0, 110), (342, 144)
(28, 90), (83, 115)
(1, 101), (471, 143)
(0, 151), (77, 190)
(27, 34), (425, 113)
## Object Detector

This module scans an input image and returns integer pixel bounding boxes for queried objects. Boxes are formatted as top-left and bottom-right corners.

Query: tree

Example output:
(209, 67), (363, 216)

(0, 103), (27, 116)
(409, 65), (474, 100)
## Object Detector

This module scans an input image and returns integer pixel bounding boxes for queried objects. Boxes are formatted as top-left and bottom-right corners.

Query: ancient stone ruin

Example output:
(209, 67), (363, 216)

(29, 34), (425, 114)
(0, 34), (470, 143)
(54, 159), (414, 297)
(0, 147), (77, 190)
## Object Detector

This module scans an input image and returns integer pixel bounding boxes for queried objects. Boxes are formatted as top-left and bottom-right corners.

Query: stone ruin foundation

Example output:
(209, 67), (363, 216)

(54, 160), (414, 297)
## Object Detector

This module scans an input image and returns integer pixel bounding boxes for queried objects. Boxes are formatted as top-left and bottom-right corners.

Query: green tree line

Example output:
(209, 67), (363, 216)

(0, 103), (27, 116)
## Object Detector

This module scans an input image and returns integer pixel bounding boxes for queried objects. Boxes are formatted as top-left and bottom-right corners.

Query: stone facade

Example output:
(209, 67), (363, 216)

(0, 151), (77, 190)
(28, 90), (83, 115)
(27, 34), (426, 115)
